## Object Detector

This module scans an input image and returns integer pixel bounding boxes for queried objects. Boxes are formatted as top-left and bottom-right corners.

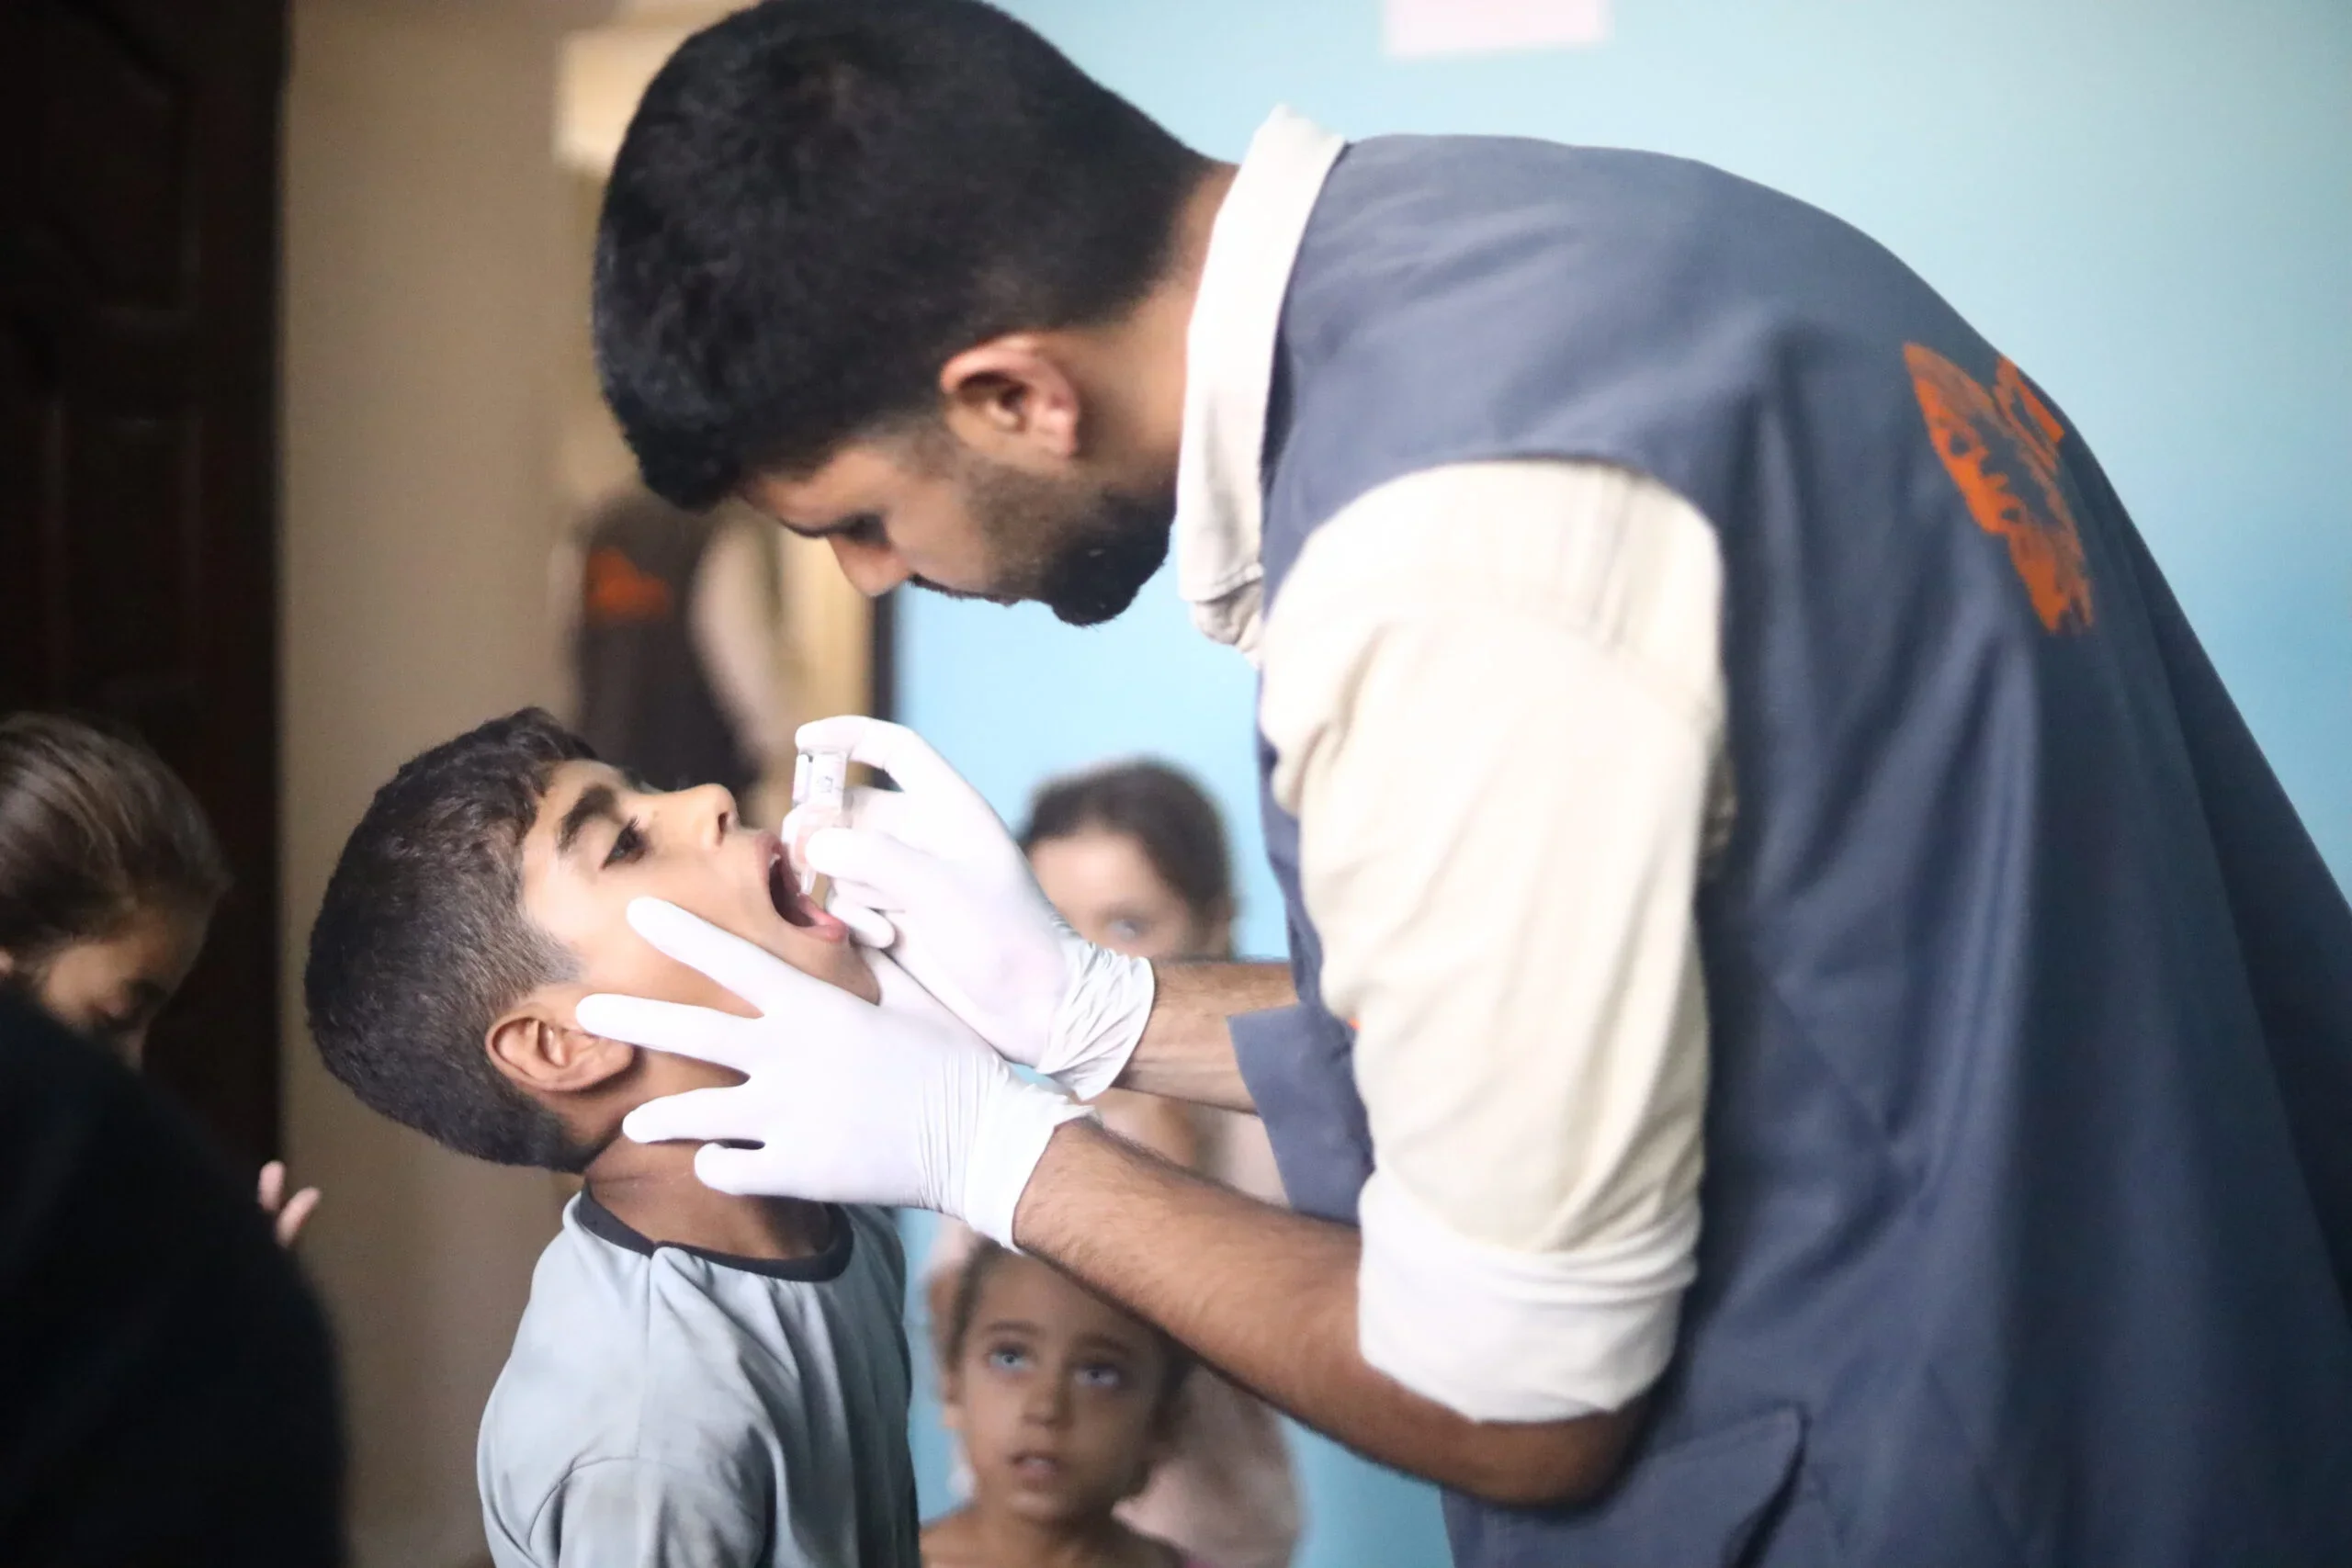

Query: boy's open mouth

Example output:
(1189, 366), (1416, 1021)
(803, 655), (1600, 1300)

(767, 850), (815, 927)
(763, 837), (849, 942)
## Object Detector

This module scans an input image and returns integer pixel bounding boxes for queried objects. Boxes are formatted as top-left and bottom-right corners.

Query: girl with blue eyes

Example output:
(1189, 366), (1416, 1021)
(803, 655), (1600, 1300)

(924, 1240), (1211, 1568)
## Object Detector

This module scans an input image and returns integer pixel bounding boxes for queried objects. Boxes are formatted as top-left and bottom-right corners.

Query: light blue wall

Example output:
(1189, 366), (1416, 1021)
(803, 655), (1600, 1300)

(896, 3), (2352, 1562)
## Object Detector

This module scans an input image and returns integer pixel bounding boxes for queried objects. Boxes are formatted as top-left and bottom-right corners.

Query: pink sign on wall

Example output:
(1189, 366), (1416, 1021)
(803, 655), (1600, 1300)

(1385, 0), (1611, 58)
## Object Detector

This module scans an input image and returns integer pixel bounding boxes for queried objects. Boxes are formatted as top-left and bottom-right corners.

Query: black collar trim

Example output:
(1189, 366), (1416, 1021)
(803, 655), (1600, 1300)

(575, 1190), (855, 1282)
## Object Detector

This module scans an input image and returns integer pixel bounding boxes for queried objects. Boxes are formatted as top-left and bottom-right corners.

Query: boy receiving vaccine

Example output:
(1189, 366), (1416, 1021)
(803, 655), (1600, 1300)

(304, 708), (921, 1567)
(924, 1240), (1221, 1568)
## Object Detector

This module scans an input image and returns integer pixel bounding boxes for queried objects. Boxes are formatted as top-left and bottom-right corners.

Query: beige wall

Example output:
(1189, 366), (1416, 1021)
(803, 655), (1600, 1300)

(281, 4), (586, 1562)
(282, 6), (876, 1558)
(550, 168), (873, 756)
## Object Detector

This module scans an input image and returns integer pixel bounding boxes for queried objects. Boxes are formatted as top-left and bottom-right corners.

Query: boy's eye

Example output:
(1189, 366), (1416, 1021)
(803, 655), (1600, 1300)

(1106, 916), (1150, 942)
(1075, 1361), (1127, 1392)
(983, 1345), (1031, 1374)
(604, 820), (647, 869)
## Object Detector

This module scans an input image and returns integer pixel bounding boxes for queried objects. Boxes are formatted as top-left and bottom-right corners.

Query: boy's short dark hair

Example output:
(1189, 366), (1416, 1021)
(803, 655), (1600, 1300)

(593, 0), (1206, 510)
(304, 710), (598, 1170)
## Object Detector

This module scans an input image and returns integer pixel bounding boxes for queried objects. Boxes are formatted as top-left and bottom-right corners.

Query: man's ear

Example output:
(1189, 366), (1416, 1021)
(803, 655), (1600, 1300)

(0, 948), (16, 981)
(937, 334), (1083, 462)
(485, 995), (635, 1097)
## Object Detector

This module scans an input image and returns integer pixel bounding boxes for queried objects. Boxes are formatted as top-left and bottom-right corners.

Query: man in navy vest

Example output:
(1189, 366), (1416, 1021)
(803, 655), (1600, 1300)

(579, 3), (2352, 1561)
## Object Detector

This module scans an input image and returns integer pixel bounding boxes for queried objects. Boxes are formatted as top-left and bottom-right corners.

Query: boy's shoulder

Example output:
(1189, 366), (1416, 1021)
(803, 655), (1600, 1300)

(478, 1200), (909, 1523)
(478, 1201), (921, 1567)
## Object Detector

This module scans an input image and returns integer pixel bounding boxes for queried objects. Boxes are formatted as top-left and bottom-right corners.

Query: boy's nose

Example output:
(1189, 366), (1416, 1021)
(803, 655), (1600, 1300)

(676, 783), (736, 844)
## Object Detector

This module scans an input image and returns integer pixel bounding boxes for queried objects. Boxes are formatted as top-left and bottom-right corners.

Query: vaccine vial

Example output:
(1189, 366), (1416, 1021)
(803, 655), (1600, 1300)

(790, 746), (851, 897)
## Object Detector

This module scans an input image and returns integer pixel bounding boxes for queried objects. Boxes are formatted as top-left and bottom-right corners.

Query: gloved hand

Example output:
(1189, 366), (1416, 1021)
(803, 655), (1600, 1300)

(576, 898), (1091, 1247)
(786, 716), (1155, 1100)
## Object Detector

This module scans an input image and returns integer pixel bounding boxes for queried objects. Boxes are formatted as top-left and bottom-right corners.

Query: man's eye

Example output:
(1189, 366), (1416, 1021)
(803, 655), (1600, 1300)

(604, 820), (647, 868)
(1107, 917), (1149, 942)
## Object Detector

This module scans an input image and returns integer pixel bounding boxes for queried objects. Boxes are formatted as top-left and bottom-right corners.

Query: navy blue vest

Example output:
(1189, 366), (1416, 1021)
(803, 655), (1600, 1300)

(1227, 136), (2352, 1566)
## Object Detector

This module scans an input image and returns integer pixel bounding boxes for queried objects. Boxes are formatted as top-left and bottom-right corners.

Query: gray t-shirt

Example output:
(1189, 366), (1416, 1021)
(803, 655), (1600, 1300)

(479, 1194), (918, 1568)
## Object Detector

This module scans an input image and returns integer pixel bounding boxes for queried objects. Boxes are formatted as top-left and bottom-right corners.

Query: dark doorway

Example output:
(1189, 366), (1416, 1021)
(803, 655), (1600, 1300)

(0, 0), (288, 1166)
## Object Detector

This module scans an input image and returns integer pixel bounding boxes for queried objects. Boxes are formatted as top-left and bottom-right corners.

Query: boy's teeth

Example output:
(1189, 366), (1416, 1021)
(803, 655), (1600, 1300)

(768, 859), (811, 926)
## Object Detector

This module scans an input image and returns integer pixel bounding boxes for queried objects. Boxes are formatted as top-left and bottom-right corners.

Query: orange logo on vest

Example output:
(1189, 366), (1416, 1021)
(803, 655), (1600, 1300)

(583, 546), (673, 626)
(1905, 344), (2095, 634)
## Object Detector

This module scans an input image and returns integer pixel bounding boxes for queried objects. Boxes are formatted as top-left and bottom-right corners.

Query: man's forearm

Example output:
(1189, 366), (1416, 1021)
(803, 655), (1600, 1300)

(1012, 1118), (1638, 1506)
(1112, 960), (1293, 1112)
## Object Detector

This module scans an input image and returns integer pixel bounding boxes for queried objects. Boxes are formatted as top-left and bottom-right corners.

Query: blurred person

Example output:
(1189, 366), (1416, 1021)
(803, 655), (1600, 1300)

(923, 1240), (1212, 1568)
(582, 5), (2352, 1564)
(0, 712), (319, 1245)
(928, 761), (1296, 1568)
(305, 710), (929, 1566)
(0, 992), (345, 1564)
(557, 486), (797, 818)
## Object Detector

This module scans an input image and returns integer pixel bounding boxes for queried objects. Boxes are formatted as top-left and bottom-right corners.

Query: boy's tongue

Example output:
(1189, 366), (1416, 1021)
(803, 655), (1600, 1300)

(796, 895), (850, 942)
(769, 856), (850, 942)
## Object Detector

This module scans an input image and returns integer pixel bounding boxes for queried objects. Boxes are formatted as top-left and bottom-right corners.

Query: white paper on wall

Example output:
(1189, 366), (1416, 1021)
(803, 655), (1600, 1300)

(1384, 0), (1611, 58)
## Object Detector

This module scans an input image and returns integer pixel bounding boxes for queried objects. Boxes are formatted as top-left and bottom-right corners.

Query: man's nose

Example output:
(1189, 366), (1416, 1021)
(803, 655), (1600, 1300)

(828, 533), (911, 597)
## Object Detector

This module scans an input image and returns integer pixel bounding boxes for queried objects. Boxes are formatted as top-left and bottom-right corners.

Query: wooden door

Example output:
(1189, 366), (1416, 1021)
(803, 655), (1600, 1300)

(0, 0), (288, 1165)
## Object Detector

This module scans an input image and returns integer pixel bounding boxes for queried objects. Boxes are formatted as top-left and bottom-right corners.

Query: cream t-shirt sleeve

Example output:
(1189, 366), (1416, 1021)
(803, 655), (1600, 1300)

(1258, 459), (1724, 1423)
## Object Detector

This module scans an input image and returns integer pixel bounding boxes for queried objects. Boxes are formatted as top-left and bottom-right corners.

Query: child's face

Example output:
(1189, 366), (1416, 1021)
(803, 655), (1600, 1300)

(1027, 826), (1221, 961)
(944, 1251), (1176, 1525)
(518, 761), (880, 1024)
(1, 900), (210, 1066)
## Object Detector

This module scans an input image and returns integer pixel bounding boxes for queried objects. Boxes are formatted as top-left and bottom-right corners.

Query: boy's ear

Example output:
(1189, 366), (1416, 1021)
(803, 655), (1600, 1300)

(485, 994), (635, 1097)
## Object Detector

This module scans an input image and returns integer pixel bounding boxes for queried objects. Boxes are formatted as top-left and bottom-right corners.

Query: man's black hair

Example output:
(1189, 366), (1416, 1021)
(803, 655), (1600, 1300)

(594, 0), (1208, 510)
(304, 709), (598, 1170)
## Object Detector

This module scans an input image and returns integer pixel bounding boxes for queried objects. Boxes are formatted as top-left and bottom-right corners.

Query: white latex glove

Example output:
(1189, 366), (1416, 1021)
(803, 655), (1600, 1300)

(786, 716), (1155, 1100)
(575, 898), (1091, 1247)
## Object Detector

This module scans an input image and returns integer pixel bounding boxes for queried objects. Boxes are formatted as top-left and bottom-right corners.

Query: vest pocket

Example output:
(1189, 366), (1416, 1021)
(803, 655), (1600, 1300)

(1447, 1405), (1812, 1568)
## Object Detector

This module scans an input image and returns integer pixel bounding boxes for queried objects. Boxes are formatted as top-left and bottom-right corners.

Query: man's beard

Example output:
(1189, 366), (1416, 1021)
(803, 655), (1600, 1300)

(921, 458), (1174, 627)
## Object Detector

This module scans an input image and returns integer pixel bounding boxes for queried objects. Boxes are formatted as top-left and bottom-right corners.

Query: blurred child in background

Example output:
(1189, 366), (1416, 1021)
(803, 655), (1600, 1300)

(924, 1240), (1212, 1568)
(0, 712), (317, 1244)
(928, 761), (1298, 1567)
